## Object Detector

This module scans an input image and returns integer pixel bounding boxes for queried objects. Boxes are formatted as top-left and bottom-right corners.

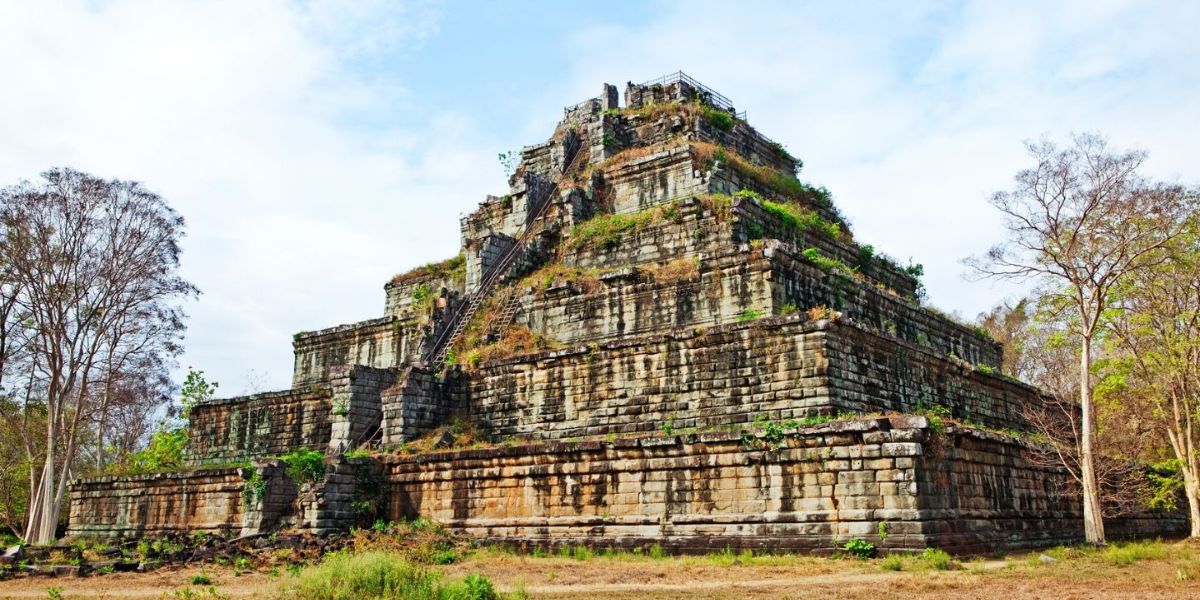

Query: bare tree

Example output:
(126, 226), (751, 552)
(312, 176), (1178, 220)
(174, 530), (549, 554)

(0, 168), (196, 544)
(967, 133), (1197, 544)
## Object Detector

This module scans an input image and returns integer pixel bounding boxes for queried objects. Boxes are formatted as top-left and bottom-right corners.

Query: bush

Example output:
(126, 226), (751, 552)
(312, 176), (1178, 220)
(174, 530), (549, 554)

(121, 428), (188, 474)
(279, 449), (326, 485)
(843, 538), (875, 559)
(759, 200), (845, 242)
(701, 106), (735, 131)
(283, 551), (503, 600)
(880, 554), (904, 571)
(921, 548), (953, 570)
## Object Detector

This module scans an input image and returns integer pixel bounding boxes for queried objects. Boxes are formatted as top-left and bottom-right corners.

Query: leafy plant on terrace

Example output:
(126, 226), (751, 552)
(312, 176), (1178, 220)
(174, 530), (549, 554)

(737, 308), (765, 322)
(565, 202), (680, 251)
(800, 247), (858, 278)
(279, 449), (326, 485)
(842, 538), (876, 559)
(760, 198), (847, 242)
(700, 105), (735, 131)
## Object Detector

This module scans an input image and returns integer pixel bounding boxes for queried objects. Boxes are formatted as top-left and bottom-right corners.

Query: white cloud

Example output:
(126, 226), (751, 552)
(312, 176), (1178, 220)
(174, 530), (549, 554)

(557, 0), (1200, 318)
(0, 0), (489, 394)
(2, 0), (1196, 396)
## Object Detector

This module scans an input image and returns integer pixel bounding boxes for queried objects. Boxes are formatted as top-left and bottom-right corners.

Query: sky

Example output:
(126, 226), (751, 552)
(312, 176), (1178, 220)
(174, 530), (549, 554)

(1, 0), (1197, 396)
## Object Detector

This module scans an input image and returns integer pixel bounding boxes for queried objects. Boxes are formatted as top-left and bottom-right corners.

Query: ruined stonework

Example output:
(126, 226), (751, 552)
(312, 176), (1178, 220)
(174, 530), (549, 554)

(67, 72), (1184, 550)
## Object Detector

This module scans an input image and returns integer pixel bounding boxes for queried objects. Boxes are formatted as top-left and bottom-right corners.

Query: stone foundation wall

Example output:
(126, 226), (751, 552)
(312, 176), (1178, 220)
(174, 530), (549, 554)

(67, 468), (247, 538)
(187, 387), (333, 465)
(915, 427), (1188, 553)
(384, 416), (1180, 553)
(292, 317), (421, 387)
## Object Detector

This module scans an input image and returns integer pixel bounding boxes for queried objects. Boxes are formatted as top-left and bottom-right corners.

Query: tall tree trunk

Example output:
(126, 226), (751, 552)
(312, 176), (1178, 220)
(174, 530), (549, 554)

(1185, 470), (1200, 539)
(1079, 335), (1106, 544)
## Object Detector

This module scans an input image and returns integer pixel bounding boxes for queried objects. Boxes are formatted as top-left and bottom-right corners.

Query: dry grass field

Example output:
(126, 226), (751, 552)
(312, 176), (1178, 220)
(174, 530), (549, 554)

(2, 540), (1199, 599)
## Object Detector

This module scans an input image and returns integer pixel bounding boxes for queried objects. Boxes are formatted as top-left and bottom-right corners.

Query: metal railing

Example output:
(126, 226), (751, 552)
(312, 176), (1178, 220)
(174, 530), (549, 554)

(422, 146), (586, 368)
(638, 71), (737, 115)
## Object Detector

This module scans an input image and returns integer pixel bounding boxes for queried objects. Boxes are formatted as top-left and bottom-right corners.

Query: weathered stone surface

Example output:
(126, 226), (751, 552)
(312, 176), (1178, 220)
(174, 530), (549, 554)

(187, 387), (332, 465)
(67, 468), (247, 538)
(66, 73), (1184, 551)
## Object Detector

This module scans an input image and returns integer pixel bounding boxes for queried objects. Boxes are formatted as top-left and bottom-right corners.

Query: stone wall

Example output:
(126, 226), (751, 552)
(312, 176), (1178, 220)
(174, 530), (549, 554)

(825, 323), (1040, 430)
(764, 242), (1001, 368)
(605, 146), (709, 215)
(464, 316), (1032, 442)
(733, 196), (919, 299)
(916, 427), (1188, 553)
(561, 197), (730, 272)
(187, 387), (332, 465)
(385, 416), (1180, 553)
(328, 366), (400, 453)
(67, 468), (247, 538)
(381, 366), (462, 445)
(519, 251), (772, 346)
(292, 317), (420, 387)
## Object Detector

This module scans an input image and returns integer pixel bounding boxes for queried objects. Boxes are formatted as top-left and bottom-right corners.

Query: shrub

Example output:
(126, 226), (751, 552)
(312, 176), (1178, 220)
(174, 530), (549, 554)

(737, 309), (765, 323)
(279, 449), (326, 485)
(191, 574), (213, 585)
(242, 471), (267, 507)
(880, 554), (904, 571)
(122, 428), (188, 474)
(701, 105), (735, 131)
(921, 548), (953, 570)
(843, 538), (875, 559)
(283, 551), (441, 600)
(286, 551), (500, 599)
(759, 200), (846, 242)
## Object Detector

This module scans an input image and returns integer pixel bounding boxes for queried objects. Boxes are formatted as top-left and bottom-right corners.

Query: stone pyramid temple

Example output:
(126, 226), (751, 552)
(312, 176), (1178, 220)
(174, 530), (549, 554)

(68, 72), (1180, 553)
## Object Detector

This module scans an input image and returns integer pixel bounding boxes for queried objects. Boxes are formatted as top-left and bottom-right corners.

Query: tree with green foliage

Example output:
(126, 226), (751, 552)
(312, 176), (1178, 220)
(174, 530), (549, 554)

(969, 133), (1197, 544)
(118, 368), (217, 475)
(1102, 225), (1200, 537)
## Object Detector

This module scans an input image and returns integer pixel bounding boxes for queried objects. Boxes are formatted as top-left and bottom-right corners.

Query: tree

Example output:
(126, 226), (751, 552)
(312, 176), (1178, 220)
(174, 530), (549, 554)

(976, 298), (1032, 378)
(978, 297), (1156, 518)
(0, 168), (197, 544)
(968, 133), (1197, 544)
(1102, 225), (1200, 536)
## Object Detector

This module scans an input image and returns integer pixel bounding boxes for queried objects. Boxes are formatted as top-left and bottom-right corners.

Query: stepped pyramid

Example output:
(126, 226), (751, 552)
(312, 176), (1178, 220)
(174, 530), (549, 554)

(68, 73), (1182, 553)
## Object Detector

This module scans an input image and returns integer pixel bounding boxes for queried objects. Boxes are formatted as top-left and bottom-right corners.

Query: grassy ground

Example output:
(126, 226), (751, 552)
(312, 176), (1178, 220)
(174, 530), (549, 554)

(2, 540), (1199, 599)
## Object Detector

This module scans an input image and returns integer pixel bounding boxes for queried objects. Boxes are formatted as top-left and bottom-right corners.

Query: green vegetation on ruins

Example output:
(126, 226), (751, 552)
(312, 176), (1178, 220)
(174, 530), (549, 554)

(390, 253), (467, 287)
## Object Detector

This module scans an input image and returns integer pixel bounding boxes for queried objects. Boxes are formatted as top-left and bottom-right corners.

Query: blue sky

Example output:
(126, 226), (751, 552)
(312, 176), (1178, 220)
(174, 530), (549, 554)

(2, 0), (1197, 395)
